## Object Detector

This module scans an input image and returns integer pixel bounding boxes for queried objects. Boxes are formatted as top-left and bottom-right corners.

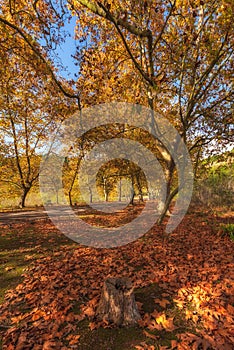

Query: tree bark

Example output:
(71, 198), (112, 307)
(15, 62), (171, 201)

(89, 188), (93, 203)
(68, 157), (81, 206)
(19, 186), (30, 208)
(96, 277), (141, 326)
(119, 178), (122, 202)
(158, 186), (178, 225)
(130, 178), (135, 205)
(130, 190), (135, 205)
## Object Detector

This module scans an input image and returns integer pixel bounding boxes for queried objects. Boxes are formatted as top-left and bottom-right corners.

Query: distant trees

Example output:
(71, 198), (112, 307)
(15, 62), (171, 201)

(95, 159), (147, 203)
(194, 150), (234, 208)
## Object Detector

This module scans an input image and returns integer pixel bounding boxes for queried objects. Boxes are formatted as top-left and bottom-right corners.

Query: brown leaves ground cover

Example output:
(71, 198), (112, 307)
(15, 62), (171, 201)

(0, 206), (233, 350)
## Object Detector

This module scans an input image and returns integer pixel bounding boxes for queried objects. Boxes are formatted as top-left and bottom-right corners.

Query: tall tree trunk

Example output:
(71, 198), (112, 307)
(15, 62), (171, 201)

(19, 186), (30, 208)
(104, 190), (109, 202)
(158, 186), (178, 225)
(135, 172), (143, 202)
(68, 158), (81, 206)
(157, 160), (176, 224)
(165, 158), (175, 204)
(56, 189), (59, 205)
(130, 185), (135, 205)
(118, 178), (122, 202)
(103, 178), (109, 202)
(87, 184), (93, 203)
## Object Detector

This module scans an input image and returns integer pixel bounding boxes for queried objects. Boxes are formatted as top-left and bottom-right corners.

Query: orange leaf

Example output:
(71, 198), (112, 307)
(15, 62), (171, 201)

(69, 335), (81, 345)
(148, 319), (163, 331)
(83, 306), (95, 317)
(171, 340), (178, 349)
(89, 322), (97, 331)
(42, 341), (57, 350)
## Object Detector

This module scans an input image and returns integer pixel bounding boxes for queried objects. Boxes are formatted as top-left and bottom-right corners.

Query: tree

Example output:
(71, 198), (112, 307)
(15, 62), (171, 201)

(0, 41), (73, 207)
(194, 149), (234, 207)
(0, 0), (79, 207)
(0, 0), (233, 220)
(69, 0), (233, 222)
(0, 0), (80, 101)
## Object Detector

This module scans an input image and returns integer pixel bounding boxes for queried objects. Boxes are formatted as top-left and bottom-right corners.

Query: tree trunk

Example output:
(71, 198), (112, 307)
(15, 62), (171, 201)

(56, 189), (59, 205)
(68, 192), (73, 207)
(130, 190), (135, 205)
(104, 190), (109, 202)
(158, 186), (178, 225)
(119, 178), (122, 202)
(135, 173), (144, 202)
(130, 179), (135, 205)
(89, 190), (93, 203)
(19, 186), (30, 208)
(165, 158), (175, 202)
(103, 178), (109, 202)
(157, 159), (176, 221)
(96, 277), (141, 326)
(68, 157), (81, 206)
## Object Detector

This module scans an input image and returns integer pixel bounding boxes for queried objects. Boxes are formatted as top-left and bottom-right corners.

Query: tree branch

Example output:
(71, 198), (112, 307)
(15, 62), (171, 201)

(96, 2), (154, 87)
(0, 16), (80, 101)
(73, 0), (151, 37)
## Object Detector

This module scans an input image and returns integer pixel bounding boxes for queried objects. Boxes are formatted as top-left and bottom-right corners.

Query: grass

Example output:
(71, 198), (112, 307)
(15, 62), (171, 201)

(220, 223), (234, 241)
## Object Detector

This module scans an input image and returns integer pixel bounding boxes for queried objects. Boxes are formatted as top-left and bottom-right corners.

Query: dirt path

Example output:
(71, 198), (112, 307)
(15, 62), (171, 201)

(0, 206), (88, 225)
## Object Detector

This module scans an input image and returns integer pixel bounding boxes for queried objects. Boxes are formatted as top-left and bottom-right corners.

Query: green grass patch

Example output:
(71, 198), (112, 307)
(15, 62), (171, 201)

(220, 223), (234, 241)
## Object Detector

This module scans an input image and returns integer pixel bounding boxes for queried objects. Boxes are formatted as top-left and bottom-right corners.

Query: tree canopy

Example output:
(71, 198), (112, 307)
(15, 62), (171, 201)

(0, 0), (233, 209)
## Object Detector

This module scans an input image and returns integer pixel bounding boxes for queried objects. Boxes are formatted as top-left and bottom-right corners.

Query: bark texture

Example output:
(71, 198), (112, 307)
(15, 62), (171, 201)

(96, 277), (141, 326)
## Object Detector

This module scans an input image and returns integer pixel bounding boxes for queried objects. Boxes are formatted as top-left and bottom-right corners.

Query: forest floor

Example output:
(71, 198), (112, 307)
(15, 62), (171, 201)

(0, 204), (233, 350)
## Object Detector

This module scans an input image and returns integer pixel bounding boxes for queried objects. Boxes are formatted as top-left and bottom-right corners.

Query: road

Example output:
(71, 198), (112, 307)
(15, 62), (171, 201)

(0, 206), (87, 225)
(0, 201), (142, 225)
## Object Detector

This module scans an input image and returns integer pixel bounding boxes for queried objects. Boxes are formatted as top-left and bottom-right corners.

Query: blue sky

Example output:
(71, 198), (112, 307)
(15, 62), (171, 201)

(55, 16), (78, 80)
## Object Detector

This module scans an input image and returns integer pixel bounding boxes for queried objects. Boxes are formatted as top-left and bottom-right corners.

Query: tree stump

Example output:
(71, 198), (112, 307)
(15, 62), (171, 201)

(96, 277), (141, 326)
